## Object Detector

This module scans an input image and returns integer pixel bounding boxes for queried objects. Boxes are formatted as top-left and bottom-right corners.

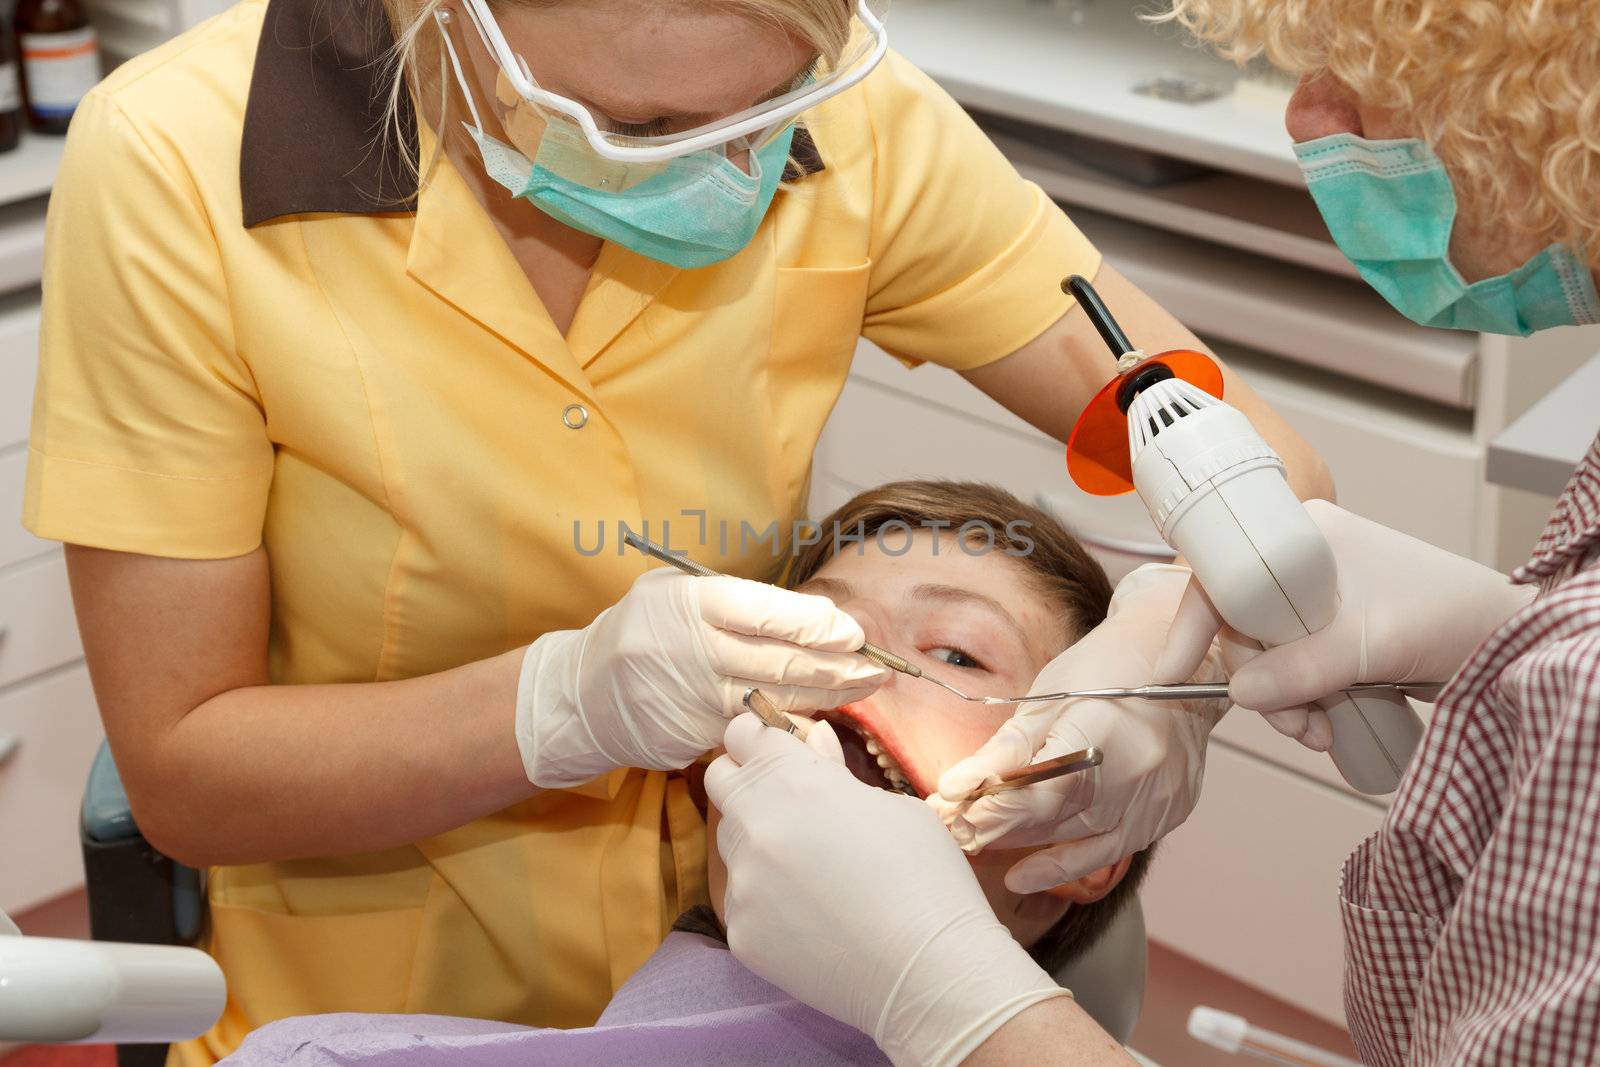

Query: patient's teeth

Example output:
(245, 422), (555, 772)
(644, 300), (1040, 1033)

(876, 753), (894, 769)
(865, 738), (882, 755)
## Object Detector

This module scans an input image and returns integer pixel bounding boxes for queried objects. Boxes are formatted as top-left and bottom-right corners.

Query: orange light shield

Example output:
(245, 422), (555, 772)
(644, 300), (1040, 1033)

(1065, 349), (1224, 496)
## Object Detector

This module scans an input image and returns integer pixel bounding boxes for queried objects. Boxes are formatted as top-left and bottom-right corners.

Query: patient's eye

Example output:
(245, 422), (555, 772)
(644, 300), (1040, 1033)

(928, 646), (986, 670)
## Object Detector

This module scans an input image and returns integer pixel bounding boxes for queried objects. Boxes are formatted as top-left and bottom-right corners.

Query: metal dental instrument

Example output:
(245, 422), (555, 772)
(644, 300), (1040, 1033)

(969, 747), (1104, 800)
(970, 681), (1447, 706)
(621, 532), (1442, 711)
(620, 530), (964, 693)
(742, 687), (808, 737)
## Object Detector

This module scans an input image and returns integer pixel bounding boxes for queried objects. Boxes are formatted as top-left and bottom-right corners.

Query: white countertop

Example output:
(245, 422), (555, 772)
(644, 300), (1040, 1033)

(0, 133), (64, 209)
(1487, 353), (1600, 497)
(891, 0), (1303, 185)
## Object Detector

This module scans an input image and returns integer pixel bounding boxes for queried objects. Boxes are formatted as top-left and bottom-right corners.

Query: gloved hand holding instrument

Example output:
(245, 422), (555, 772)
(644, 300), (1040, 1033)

(706, 713), (1096, 1067)
(932, 563), (1227, 893)
(932, 275), (1447, 888)
(1056, 274), (1434, 796)
(513, 537), (889, 787)
(1155, 498), (1533, 723)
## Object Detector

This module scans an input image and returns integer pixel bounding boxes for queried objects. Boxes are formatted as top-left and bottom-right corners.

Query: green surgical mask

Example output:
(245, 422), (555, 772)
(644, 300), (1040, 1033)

(467, 120), (797, 271)
(1294, 133), (1600, 337)
(437, 12), (798, 271)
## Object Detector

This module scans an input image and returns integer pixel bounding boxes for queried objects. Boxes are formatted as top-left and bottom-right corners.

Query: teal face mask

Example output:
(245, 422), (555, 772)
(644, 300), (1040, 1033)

(435, 11), (801, 271)
(468, 120), (797, 271)
(1294, 133), (1600, 336)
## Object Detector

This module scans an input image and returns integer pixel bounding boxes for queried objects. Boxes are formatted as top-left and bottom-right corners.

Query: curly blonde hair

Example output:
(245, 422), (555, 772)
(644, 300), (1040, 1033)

(1160, 0), (1600, 268)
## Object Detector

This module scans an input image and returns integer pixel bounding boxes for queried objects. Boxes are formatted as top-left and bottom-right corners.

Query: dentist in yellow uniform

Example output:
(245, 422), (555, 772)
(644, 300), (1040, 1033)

(22, 0), (1327, 1059)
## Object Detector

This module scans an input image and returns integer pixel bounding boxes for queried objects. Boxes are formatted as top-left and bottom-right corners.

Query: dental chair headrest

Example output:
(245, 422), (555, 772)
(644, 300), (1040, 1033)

(1051, 897), (1146, 1044)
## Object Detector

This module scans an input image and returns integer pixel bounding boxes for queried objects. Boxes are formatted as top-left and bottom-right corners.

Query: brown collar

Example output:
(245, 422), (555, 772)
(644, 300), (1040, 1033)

(240, 0), (826, 228)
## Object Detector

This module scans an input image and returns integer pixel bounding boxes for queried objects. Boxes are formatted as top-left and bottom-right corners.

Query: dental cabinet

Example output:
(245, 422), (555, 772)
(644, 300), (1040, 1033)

(0, 134), (100, 921)
(0, 0), (252, 923)
(808, 0), (1600, 1031)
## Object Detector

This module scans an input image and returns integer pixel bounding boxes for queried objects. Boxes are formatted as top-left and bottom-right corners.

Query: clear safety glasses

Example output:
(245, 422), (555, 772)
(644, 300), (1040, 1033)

(457, 0), (890, 164)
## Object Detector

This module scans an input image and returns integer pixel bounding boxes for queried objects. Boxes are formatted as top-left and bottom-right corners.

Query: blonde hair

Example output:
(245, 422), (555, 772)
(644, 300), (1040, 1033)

(379, 0), (854, 187)
(1158, 0), (1600, 268)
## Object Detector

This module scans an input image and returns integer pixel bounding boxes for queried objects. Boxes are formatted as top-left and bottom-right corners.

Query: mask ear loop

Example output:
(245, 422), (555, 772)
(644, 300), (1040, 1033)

(434, 10), (487, 137)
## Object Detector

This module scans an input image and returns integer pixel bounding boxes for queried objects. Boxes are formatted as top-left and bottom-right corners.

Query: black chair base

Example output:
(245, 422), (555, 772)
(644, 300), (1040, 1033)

(82, 823), (186, 1066)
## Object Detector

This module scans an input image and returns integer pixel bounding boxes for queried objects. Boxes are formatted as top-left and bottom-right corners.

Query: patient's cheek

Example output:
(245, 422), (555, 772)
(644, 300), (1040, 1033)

(877, 703), (1014, 789)
(919, 712), (1015, 778)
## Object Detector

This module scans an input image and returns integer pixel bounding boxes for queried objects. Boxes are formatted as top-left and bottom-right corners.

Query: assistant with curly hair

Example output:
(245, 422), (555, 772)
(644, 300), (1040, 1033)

(707, 4), (1600, 1066)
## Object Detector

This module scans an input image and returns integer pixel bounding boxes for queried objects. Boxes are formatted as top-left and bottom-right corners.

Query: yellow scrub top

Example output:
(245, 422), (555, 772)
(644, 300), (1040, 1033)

(22, 0), (1101, 1060)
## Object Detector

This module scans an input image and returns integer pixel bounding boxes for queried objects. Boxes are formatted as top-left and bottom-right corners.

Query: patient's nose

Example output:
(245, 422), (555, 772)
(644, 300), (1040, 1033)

(1286, 71), (1363, 143)
(828, 598), (906, 692)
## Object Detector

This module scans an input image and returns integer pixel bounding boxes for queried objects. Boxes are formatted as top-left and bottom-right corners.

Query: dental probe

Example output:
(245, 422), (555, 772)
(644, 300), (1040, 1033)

(969, 748), (1104, 800)
(970, 681), (1446, 706)
(620, 533), (1442, 712)
(619, 530), (969, 695)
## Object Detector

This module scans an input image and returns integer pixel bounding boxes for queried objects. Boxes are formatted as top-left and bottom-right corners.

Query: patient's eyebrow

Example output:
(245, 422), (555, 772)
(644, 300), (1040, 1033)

(798, 576), (1030, 648)
(797, 576), (853, 602)
(910, 583), (1026, 643)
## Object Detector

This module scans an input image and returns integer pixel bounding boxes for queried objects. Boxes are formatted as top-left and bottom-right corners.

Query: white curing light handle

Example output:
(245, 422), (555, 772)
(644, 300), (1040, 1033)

(1314, 688), (1426, 795)
(1164, 463), (1424, 794)
(0, 936), (225, 1044)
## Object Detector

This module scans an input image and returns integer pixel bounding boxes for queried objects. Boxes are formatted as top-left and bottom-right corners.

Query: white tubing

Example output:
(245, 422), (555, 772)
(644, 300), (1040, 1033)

(0, 937), (224, 1043)
(1188, 1007), (1362, 1067)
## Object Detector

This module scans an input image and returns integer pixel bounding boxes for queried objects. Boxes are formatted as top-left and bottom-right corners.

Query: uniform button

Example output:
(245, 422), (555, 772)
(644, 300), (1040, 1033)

(562, 404), (589, 430)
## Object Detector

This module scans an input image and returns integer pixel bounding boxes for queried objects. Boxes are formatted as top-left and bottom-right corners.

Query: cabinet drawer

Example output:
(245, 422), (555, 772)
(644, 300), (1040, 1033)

(817, 374), (1068, 502)
(1, 445), (51, 569)
(0, 199), (46, 298)
(1210, 697), (1435, 803)
(0, 665), (103, 913)
(1141, 741), (1385, 1026)
(1217, 342), (1482, 558)
(1270, 389), (1480, 558)
(817, 373), (1176, 580)
(0, 552), (82, 689)
(1075, 206), (1478, 408)
(0, 298), (42, 450)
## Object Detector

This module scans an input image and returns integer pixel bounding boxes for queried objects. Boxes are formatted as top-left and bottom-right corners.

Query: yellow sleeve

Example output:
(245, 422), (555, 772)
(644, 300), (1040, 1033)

(23, 89), (272, 558)
(859, 51), (1102, 370)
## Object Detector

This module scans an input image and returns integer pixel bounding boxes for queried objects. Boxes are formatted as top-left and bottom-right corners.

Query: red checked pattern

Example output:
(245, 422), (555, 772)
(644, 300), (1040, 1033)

(1341, 434), (1600, 1066)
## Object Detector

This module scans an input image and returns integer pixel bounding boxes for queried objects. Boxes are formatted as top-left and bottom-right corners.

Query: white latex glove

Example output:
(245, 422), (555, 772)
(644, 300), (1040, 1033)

(705, 713), (1069, 1067)
(931, 564), (1226, 894)
(515, 568), (888, 787)
(1154, 499), (1533, 717)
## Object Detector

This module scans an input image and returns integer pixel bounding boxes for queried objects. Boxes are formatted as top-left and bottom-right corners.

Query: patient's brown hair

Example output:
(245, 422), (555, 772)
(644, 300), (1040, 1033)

(787, 480), (1150, 972)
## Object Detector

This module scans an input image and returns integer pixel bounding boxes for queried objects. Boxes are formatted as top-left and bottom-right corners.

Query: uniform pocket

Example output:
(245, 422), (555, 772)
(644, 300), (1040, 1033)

(771, 263), (872, 368)
(205, 898), (426, 1016)
(1339, 893), (1441, 1067)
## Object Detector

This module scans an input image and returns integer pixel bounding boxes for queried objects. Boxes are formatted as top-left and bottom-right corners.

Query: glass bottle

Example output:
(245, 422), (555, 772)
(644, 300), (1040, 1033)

(15, 0), (98, 134)
(0, 8), (23, 152)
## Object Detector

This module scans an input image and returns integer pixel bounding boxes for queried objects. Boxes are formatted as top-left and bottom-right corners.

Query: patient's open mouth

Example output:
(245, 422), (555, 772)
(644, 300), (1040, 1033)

(820, 708), (918, 797)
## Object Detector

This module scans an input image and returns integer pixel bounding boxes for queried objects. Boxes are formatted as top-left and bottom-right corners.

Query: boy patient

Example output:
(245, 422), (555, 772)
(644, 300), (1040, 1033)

(226, 481), (1151, 1066)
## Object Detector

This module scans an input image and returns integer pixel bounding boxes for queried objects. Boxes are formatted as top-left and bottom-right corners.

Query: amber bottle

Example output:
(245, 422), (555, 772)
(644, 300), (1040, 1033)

(15, 0), (98, 134)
